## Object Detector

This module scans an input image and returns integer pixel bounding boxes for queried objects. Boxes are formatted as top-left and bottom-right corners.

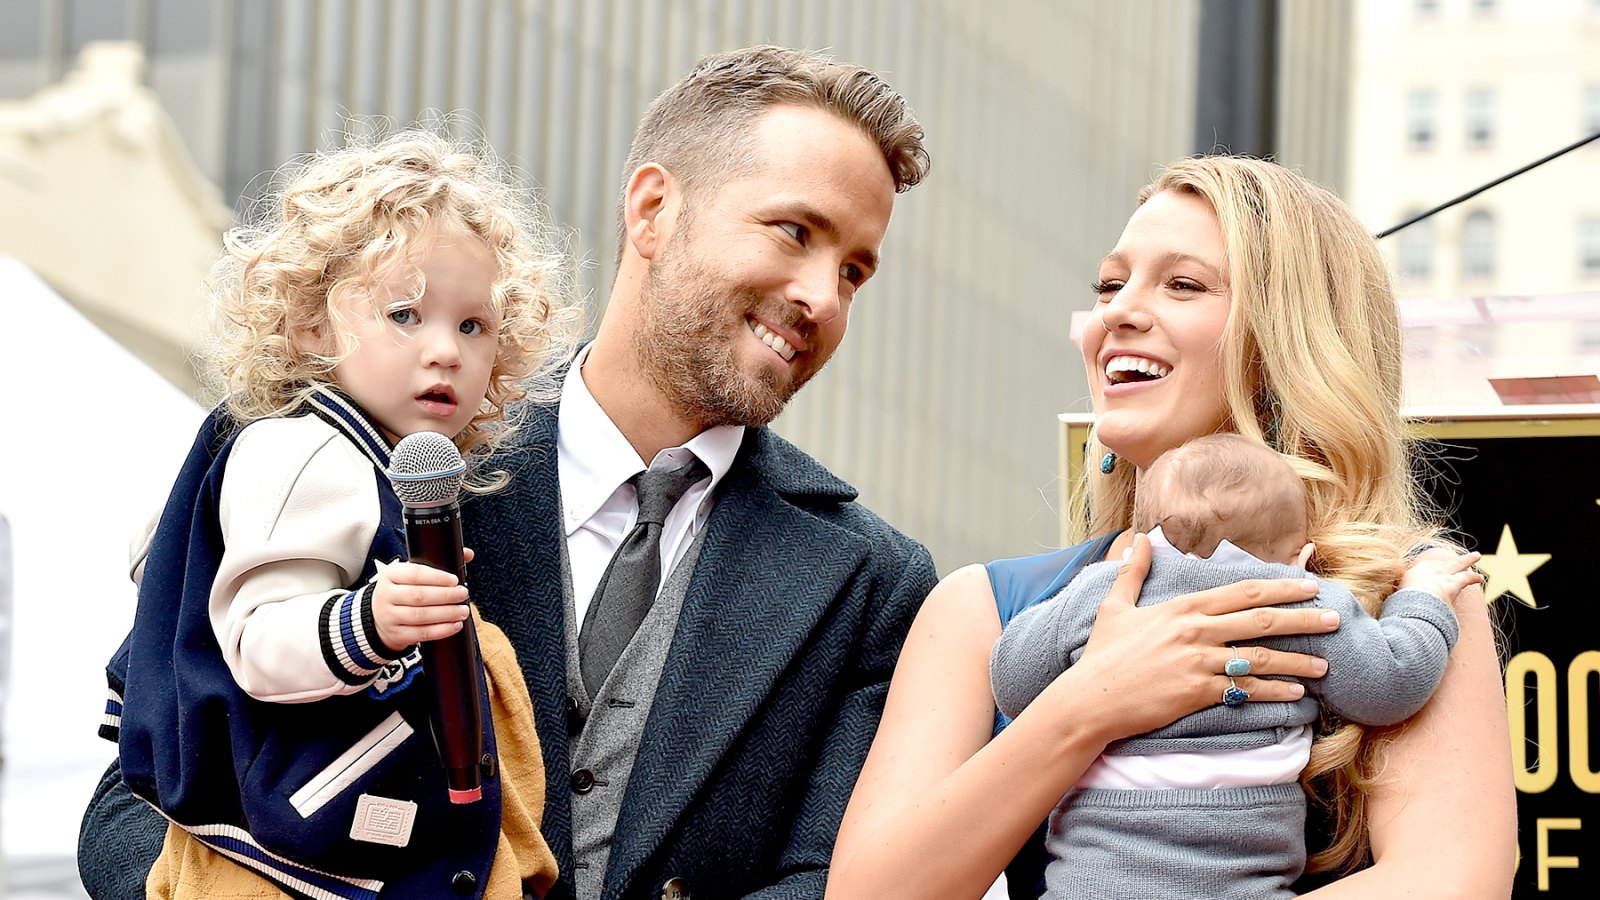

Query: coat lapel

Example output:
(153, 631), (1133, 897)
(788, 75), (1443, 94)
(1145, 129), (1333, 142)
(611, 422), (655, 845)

(604, 429), (870, 892)
(462, 401), (576, 869)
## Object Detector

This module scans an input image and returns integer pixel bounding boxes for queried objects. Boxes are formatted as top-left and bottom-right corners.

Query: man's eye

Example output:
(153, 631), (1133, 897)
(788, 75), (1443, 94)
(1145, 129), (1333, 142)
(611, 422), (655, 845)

(388, 308), (420, 326)
(778, 222), (807, 244)
(841, 263), (865, 287)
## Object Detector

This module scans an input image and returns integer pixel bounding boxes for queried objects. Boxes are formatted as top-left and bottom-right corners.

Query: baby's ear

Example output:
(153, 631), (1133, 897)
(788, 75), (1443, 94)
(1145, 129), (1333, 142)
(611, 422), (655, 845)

(1296, 542), (1316, 568)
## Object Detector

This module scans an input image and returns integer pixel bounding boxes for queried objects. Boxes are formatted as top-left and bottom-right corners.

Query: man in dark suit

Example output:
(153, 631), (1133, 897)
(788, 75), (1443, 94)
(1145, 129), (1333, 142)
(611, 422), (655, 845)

(81, 45), (935, 899)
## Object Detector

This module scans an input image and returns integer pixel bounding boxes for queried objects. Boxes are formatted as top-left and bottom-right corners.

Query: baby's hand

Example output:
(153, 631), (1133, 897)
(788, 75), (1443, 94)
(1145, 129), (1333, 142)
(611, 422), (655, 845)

(1400, 551), (1483, 604)
(371, 550), (475, 653)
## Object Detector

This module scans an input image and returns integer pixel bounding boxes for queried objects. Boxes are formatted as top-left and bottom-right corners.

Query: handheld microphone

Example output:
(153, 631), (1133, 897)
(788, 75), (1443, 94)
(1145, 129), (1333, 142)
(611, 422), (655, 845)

(387, 432), (485, 804)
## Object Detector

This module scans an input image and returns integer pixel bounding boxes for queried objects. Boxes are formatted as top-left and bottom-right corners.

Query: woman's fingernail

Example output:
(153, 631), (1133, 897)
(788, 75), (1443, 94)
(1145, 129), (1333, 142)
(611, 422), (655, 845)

(1289, 683), (1306, 698)
(1122, 548), (1132, 561)
(1300, 579), (1317, 592)
(1321, 611), (1340, 627)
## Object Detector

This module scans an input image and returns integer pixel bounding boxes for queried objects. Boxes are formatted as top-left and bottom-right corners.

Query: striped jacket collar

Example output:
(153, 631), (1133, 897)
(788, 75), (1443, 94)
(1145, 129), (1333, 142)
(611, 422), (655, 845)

(303, 385), (394, 471)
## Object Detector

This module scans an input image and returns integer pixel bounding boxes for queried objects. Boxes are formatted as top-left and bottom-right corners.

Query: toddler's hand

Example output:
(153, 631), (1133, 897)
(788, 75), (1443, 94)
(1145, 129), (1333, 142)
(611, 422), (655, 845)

(1400, 551), (1483, 604)
(371, 553), (473, 653)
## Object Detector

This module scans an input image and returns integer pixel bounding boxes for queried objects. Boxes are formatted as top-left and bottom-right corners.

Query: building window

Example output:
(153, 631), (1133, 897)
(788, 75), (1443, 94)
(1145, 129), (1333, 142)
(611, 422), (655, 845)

(1582, 218), (1600, 278)
(1397, 215), (1434, 280)
(1415, 0), (1440, 16)
(1472, 0), (1498, 15)
(1585, 84), (1600, 136)
(1465, 87), (1495, 149)
(1461, 211), (1496, 280)
(1407, 89), (1437, 151)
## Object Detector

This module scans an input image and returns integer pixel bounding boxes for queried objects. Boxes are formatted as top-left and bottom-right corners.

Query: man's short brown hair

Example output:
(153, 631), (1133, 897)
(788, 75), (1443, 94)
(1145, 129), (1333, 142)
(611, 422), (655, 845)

(616, 45), (929, 252)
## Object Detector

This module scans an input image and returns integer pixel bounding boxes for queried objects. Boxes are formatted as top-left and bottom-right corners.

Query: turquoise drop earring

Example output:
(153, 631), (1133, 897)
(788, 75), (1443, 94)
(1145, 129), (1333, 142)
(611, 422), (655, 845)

(1099, 452), (1117, 474)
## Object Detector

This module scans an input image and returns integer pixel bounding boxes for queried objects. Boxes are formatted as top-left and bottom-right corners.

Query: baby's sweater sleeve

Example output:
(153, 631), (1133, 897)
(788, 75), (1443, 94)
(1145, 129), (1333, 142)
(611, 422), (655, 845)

(989, 562), (1119, 719)
(1301, 581), (1459, 726)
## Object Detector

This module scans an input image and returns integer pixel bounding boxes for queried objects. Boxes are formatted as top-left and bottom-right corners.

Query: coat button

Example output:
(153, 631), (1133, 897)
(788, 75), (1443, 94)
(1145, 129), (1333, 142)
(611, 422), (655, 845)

(451, 869), (478, 895)
(565, 695), (583, 731)
(570, 768), (596, 793)
(661, 876), (690, 900)
(479, 752), (497, 780)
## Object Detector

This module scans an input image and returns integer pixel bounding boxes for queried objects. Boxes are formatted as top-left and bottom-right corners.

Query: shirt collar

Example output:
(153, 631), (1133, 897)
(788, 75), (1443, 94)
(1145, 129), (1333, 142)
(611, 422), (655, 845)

(556, 345), (744, 532)
(1146, 525), (1266, 567)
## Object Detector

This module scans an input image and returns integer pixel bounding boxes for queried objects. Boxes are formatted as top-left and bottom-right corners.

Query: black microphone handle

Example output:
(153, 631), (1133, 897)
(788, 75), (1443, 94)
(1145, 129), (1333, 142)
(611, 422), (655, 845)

(402, 500), (486, 804)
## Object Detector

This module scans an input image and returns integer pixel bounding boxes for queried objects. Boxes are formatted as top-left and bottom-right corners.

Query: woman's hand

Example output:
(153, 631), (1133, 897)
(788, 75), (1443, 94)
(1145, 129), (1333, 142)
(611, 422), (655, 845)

(1066, 532), (1338, 743)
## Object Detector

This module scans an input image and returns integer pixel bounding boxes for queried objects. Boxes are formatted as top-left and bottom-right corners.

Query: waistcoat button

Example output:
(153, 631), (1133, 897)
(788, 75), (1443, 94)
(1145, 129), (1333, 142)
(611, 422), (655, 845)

(571, 768), (596, 793)
(661, 876), (691, 900)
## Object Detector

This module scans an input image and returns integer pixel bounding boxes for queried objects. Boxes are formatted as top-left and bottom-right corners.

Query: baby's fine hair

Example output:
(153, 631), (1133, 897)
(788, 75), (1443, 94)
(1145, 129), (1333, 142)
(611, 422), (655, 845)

(204, 124), (581, 476)
(1132, 433), (1307, 559)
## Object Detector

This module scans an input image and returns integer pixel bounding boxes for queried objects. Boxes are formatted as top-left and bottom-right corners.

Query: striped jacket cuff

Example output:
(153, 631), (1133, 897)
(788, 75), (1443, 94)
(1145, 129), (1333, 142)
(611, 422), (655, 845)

(319, 585), (404, 686)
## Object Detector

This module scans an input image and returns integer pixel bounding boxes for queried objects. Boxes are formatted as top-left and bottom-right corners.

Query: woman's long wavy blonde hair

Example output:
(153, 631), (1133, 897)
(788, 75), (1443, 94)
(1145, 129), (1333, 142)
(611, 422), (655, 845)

(1076, 156), (1444, 874)
(204, 125), (582, 490)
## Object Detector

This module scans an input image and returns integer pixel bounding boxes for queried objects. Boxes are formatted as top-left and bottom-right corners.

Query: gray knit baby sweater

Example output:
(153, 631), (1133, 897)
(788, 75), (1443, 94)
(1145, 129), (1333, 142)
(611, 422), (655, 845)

(990, 555), (1458, 899)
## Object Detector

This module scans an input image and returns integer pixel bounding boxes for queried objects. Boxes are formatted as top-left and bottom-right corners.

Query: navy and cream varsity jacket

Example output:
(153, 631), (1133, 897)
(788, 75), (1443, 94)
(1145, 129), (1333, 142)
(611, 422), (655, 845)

(101, 388), (504, 900)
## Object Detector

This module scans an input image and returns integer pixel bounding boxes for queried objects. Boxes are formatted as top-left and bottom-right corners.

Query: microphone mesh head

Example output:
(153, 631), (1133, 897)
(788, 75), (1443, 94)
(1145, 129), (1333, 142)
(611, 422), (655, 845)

(388, 432), (466, 506)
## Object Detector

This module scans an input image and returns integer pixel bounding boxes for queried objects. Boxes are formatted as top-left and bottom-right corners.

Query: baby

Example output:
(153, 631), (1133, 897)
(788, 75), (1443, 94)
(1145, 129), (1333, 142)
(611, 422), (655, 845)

(990, 432), (1481, 899)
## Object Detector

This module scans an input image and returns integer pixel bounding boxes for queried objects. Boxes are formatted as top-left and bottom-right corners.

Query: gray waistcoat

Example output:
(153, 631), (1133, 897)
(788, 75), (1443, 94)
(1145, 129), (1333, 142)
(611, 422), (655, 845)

(561, 525), (710, 900)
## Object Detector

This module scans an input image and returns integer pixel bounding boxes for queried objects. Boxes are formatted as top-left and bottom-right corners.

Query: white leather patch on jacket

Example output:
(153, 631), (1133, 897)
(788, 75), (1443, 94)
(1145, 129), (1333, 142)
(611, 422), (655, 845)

(349, 794), (417, 848)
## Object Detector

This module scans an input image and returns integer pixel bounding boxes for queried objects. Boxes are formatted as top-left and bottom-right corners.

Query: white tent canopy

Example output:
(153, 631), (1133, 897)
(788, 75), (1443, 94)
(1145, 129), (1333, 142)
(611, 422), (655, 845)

(0, 255), (203, 865)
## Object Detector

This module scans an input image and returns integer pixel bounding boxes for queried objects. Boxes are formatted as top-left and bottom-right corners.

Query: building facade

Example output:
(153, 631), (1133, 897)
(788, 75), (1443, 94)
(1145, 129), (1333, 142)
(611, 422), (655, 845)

(1348, 0), (1600, 406)
(1, 0), (1352, 570)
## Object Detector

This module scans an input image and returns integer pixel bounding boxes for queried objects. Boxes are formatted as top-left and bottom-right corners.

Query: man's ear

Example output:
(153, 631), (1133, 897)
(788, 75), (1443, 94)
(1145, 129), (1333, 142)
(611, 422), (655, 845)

(623, 163), (674, 261)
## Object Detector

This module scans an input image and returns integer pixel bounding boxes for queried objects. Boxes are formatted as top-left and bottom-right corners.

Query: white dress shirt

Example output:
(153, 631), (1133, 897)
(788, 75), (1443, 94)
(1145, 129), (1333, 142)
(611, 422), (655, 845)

(555, 347), (743, 628)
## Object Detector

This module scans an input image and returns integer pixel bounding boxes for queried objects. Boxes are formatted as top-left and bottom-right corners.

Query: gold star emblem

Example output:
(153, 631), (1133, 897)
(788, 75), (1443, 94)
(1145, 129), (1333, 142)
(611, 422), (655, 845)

(1476, 524), (1550, 608)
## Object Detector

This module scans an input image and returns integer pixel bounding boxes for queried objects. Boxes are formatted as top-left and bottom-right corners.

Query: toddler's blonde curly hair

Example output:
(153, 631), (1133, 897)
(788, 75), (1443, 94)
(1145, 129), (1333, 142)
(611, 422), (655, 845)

(204, 126), (581, 489)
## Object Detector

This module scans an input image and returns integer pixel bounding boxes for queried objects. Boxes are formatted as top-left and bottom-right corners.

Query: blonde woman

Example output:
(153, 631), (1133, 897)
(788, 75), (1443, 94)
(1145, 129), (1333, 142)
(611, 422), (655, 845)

(830, 157), (1515, 898)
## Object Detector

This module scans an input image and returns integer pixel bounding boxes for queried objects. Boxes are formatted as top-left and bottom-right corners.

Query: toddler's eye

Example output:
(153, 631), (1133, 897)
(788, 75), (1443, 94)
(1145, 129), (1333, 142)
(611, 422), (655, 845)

(388, 308), (420, 326)
(459, 319), (484, 336)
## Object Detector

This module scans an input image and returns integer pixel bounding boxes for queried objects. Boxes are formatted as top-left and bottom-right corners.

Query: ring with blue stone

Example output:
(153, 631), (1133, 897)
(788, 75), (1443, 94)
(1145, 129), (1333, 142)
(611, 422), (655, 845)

(1222, 682), (1250, 707)
(1225, 657), (1251, 678)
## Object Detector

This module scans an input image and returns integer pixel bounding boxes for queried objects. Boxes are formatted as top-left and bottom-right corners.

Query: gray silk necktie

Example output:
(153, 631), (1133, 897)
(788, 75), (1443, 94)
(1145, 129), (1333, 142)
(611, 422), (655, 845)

(578, 457), (709, 698)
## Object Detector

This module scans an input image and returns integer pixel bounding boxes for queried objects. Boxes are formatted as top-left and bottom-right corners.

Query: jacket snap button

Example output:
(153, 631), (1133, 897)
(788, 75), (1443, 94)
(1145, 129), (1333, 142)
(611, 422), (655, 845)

(451, 869), (478, 895)
(479, 752), (497, 780)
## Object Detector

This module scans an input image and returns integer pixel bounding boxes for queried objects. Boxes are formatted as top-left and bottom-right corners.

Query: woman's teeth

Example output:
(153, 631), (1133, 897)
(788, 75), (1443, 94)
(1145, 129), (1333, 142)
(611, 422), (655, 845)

(1105, 355), (1171, 383)
(751, 322), (796, 361)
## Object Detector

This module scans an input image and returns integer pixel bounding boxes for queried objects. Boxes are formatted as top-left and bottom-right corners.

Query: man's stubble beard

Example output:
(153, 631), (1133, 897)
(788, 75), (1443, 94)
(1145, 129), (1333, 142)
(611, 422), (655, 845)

(633, 241), (818, 430)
